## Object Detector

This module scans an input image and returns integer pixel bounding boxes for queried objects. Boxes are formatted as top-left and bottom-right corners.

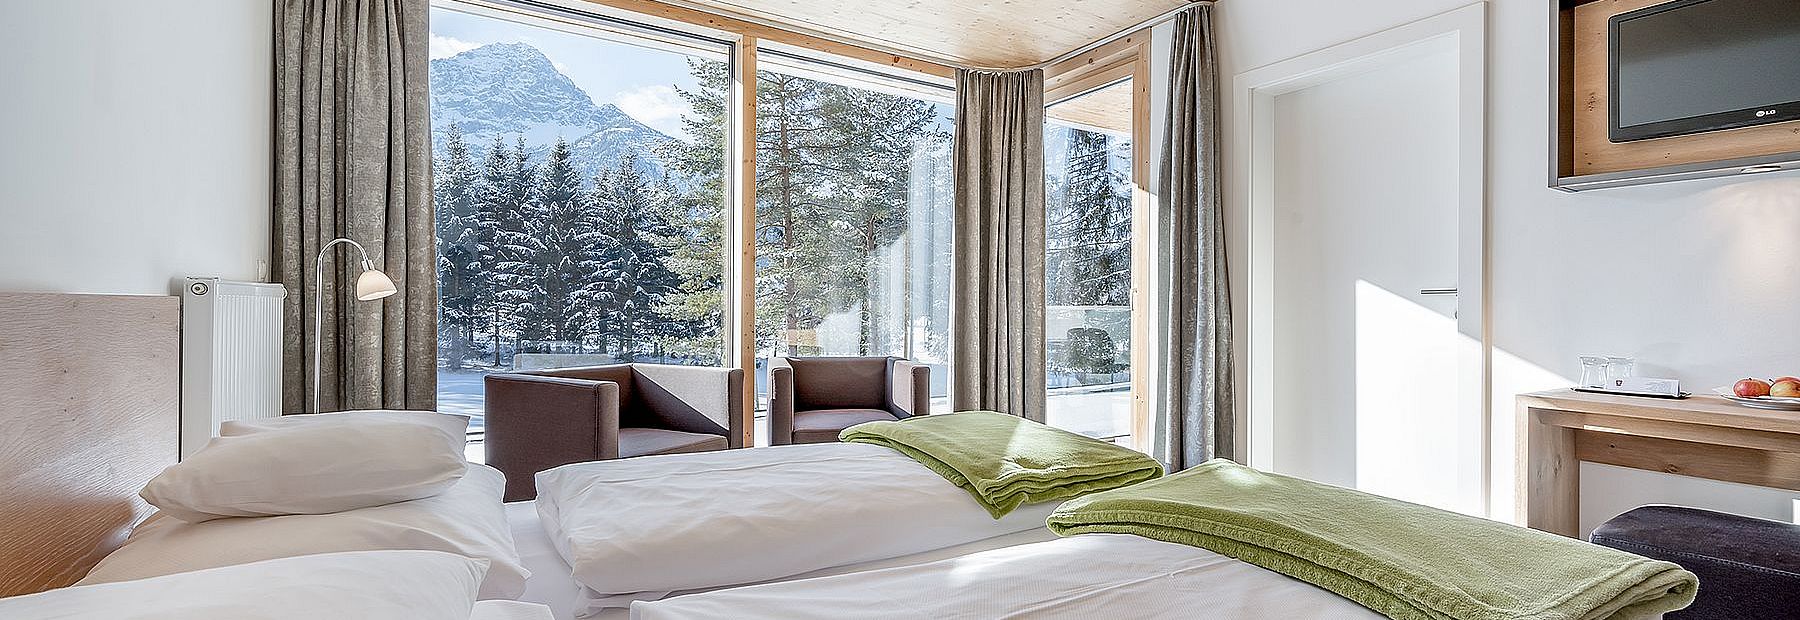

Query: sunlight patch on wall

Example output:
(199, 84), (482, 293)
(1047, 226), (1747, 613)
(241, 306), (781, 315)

(1353, 279), (1464, 513)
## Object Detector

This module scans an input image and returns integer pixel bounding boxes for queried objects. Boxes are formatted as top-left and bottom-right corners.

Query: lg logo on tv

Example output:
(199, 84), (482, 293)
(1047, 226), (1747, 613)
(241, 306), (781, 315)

(1755, 109), (1779, 117)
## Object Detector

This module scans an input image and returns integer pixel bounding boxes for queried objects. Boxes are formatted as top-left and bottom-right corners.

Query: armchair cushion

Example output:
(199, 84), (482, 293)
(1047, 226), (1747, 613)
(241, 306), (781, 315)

(792, 408), (900, 444)
(618, 428), (729, 457)
(789, 357), (890, 410)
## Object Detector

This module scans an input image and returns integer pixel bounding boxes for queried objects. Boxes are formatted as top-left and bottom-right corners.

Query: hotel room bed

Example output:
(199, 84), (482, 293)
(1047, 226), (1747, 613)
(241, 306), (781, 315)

(524, 442), (1065, 615)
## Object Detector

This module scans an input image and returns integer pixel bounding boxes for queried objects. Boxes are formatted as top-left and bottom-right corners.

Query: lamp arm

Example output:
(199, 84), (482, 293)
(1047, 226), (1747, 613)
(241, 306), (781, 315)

(312, 237), (376, 414)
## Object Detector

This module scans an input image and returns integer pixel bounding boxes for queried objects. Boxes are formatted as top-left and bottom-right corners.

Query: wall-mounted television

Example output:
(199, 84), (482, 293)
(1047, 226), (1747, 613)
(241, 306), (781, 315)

(1609, 0), (1800, 142)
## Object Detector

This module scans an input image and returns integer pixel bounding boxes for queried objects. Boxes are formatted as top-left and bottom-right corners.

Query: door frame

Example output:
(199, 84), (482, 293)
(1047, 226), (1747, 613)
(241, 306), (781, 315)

(1232, 3), (1489, 512)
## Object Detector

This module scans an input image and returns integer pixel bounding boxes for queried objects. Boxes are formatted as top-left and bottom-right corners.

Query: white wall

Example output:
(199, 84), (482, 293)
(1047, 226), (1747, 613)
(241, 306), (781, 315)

(1213, 0), (1800, 530)
(0, 0), (272, 296)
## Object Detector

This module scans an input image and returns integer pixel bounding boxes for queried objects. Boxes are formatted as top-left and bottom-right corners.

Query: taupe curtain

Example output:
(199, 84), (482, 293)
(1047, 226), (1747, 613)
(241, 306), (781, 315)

(274, 0), (436, 413)
(951, 69), (1047, 422)
(1158, 5), (1234, 468)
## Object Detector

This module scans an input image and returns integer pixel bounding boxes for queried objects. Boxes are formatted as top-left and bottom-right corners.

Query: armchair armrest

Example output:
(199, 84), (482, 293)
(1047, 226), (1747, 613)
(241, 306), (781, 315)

(888, 359), (931, 418)
(768, 358), (796, 445)
(631, 364), (747, 448)
(484, 373), (620, 501)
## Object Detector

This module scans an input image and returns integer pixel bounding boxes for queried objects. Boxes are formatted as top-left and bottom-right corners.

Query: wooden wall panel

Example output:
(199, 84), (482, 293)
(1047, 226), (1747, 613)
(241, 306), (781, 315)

(578, 0), (956, 78)
(0, 292), (180, 597)
(1571, 0), (1800, 176)
(1047, 80), (1135, 135)
(661, 0), (1185, 68)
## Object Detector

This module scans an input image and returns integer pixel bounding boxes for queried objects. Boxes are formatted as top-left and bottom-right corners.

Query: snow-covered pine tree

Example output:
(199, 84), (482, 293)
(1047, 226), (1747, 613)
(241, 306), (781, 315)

(472, 135), (511, 364)
(748, 71), (941, 358)
(810, 82), (941, 354)
(499, 138), (543, 350)
(512, 137), (601, 345)
(655, 59), (731, 365)
(473, 135), (538, 362)
(433, 124), (483, 369)
(589, 152), (685, 359)
(1047, 128), (1132, 307)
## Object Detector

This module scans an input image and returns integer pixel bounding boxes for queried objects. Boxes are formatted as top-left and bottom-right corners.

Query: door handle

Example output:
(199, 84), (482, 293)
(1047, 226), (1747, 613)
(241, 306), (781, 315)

(1419, 288), (1458, 295)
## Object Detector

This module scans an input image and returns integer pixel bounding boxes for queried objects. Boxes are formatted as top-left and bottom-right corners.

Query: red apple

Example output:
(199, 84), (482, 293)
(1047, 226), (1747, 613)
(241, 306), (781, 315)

(1734, 378), (1772, 398)
(1772, 379), (1800, 398)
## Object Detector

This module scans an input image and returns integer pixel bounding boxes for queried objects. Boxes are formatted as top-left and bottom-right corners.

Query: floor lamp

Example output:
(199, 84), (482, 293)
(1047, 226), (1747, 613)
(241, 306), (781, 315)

(313, 237), (397, 413)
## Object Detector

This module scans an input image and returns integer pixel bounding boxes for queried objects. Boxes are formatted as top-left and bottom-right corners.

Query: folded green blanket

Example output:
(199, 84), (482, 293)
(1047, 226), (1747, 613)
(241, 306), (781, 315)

(840, 410), (1163, 518)
(1047, 460), (1697, 620)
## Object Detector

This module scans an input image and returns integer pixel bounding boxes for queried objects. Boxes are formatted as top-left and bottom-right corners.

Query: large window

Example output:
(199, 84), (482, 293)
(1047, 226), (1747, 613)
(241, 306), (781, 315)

(431, 1), (1153, 453)
(1044, 79), (1138, 446)
(429, 2), (731, 448)
(431, 2), (958, 451)
(750, 51), (956, 410)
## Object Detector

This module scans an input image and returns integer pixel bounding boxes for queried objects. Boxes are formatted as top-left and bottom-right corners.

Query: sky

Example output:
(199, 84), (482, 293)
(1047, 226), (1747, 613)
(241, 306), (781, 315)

(429, 4), (959, 143)
(429, 5), (717, 140)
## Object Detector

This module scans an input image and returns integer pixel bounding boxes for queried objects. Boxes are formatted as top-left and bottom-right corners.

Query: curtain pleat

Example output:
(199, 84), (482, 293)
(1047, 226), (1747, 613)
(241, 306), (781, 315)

(1158, 5), (1234, 469)
(275, 0), (436, 413)
(952, 69), (1047, 422)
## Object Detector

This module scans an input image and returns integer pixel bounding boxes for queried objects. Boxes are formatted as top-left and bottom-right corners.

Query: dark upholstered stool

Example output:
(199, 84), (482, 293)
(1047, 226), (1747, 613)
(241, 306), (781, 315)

(1590, 505), (1799, 620)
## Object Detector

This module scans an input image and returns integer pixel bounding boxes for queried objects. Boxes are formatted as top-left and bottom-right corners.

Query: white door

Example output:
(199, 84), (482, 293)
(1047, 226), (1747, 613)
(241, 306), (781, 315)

(1242, 6), (1486, 516)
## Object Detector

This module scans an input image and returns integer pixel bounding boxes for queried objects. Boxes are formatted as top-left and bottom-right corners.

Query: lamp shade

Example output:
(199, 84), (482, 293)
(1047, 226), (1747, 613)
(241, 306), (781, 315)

(355, 269), (398, 301)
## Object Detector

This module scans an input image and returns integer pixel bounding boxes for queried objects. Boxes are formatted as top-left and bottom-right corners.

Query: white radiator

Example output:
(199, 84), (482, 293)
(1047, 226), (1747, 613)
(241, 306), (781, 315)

(180, 278), (286, 459)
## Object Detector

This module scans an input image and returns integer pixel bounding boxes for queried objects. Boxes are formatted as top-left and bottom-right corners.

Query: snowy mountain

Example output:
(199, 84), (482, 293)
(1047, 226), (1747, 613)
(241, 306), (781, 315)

(430, 42), (676, 182)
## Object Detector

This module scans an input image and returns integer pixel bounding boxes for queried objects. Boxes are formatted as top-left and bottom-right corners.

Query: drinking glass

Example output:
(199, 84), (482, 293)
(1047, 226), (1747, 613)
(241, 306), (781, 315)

(1579, 356), (1608, 388)
(1606, 356), (1636, 382)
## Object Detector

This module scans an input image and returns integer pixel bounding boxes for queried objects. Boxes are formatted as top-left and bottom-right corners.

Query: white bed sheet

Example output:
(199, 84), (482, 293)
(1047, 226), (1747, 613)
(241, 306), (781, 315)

(534, 443), (1062, 612)
(472, 600), (557, 620)
(506, 501), (1059, 620)
(629, 533), (1390, 620)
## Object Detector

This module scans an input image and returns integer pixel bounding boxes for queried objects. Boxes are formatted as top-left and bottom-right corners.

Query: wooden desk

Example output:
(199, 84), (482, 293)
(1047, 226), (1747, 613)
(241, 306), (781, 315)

(1517, 390), (1800, 538)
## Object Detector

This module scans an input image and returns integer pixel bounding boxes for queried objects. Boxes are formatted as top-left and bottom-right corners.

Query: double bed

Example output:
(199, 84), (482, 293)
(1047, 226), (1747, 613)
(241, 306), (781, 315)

(0, 291), (1078, 620)
(0, 291), (1696, 620)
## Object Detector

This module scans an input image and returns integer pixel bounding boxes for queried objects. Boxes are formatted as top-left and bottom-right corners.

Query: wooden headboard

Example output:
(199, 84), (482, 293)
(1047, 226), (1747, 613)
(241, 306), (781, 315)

(0, 292), (180, 597)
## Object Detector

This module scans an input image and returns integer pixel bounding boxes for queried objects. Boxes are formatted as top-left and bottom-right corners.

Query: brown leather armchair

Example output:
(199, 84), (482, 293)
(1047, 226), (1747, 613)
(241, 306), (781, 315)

(485, 363), (744, 500)
(768, 356), (930, 445)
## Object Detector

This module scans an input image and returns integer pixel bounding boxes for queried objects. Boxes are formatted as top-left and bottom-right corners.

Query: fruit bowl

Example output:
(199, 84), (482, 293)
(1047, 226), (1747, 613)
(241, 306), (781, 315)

(1712, 387), (1800, 410)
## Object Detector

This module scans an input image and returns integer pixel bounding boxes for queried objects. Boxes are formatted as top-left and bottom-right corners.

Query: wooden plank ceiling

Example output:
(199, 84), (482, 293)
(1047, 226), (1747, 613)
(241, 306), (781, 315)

(664, 0), (1194, 68)
(1047, 79), (1134, 135)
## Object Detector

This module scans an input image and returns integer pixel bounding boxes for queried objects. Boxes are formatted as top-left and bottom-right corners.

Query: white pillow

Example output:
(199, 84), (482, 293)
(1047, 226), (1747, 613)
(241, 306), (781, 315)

(1, 550), (485, 619)
(222, 409), (471, 453)
(85, 464), (529, 599)
(143, 420), (467, 523)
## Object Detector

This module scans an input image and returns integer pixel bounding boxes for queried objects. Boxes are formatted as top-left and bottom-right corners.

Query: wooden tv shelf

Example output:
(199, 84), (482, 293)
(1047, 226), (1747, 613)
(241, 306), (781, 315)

(1550, 0), (1800, 191)
(1517, 389), (1800, 538)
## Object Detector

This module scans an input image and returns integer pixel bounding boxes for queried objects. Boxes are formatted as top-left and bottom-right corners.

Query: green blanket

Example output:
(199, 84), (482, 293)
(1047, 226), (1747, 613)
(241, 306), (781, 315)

(840, 410), (1163, 518)
(1047, 460), (1697, 620)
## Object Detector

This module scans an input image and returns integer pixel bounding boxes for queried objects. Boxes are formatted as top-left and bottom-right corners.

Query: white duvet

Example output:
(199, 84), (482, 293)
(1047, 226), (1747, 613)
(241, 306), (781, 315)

(535, 443), (1061, 610)
(630, 534), (1388, 619)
